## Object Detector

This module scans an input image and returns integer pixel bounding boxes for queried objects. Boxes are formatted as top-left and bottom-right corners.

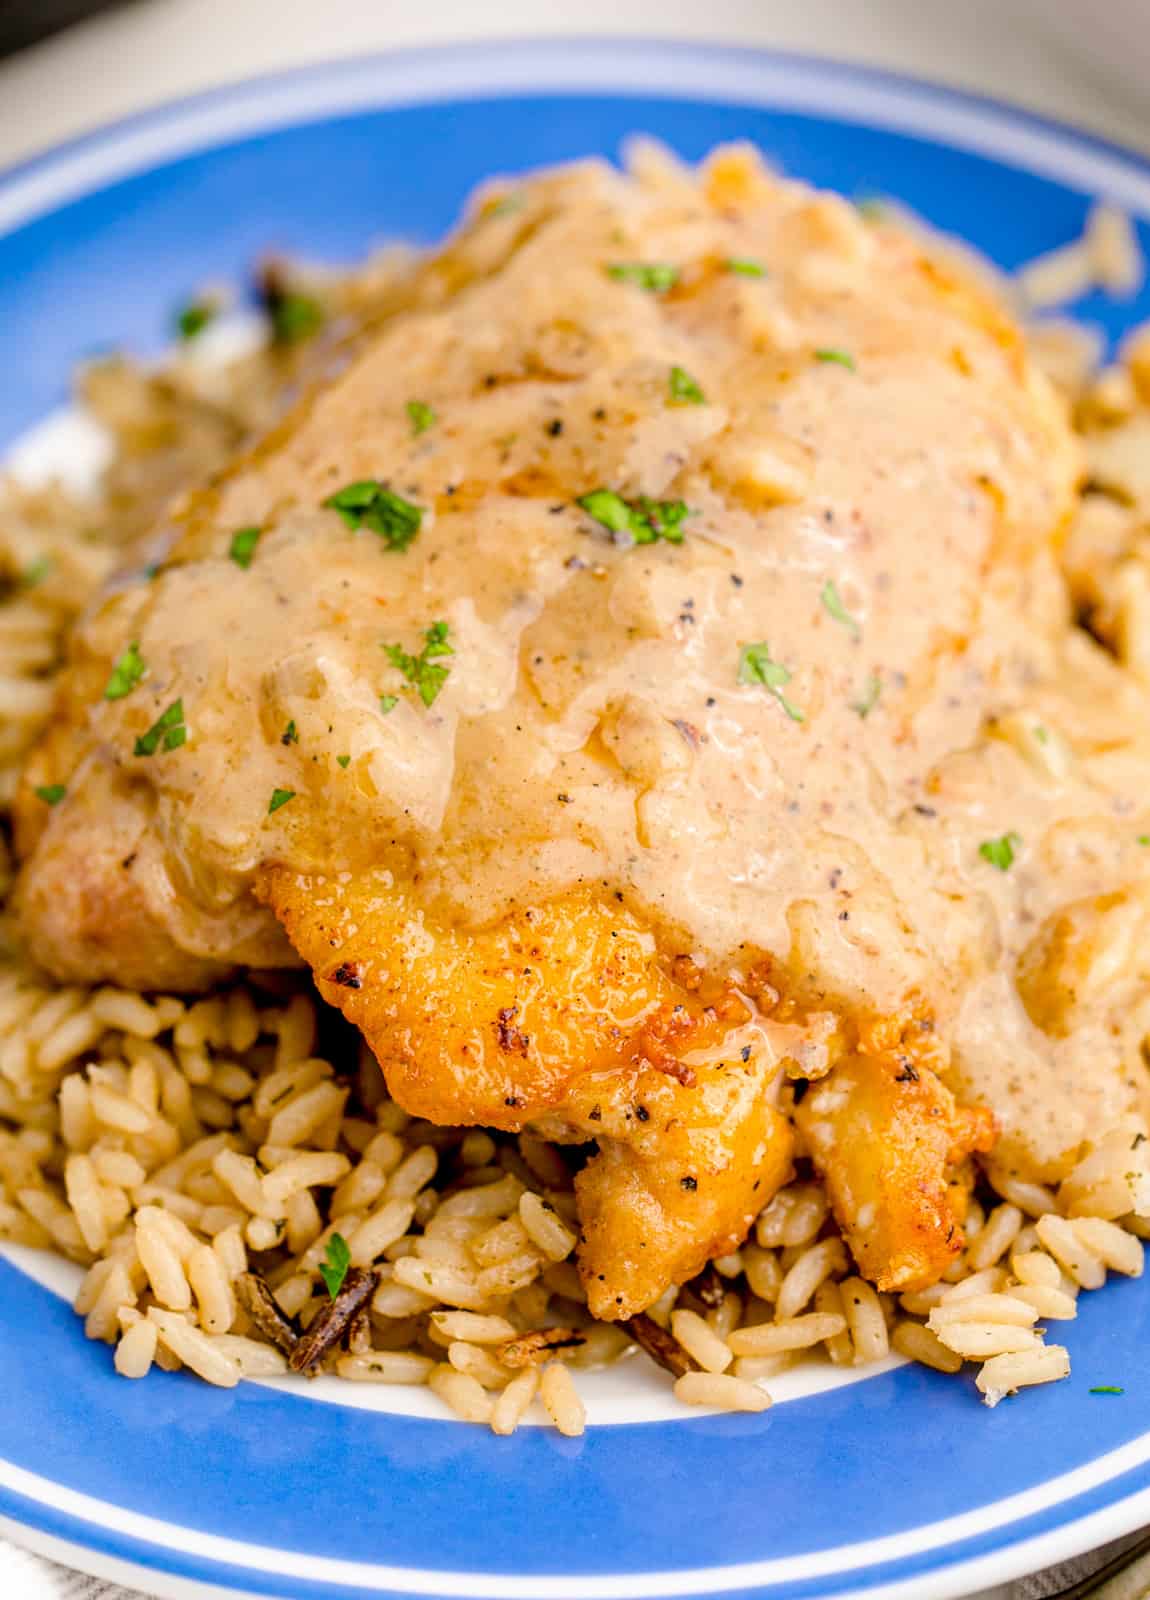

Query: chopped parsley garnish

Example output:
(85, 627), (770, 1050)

(406, 400), (436, 436)
(228, 526), (262, 569)
(669, 365), (705, 405)
(336, 754), (351, 769)
(852, 674), (882, 718)
(281, 720), (298, 746)
(269, 290), (324, 346)
(577, 489), (691, 546)
(821, 579), (860, 640)
(1139, 834), (1150, 846)
(379, 694), (398, 715)
(34, 784), (66, 806)
(319, 1231), (351, 1300)
(1090, 1385), (1124, 1395)
(815, 348), (856, 372)
(1034, 724), (1049, 744)
(134, 699), (186, 758)
(383, 620), (454, 708)
(979, 831), (1021, 872)
(487, 193), (524, 218)
(605, 262), (680, 293)
(268, 788), (296, 815)
(323, 481), (422, 552)
(21, 556), (51, 588)
(725, 257), (766, 278)
(738, 642), (805, 723)
(176, 299), (216, 341)
(104, 642), (147, 700)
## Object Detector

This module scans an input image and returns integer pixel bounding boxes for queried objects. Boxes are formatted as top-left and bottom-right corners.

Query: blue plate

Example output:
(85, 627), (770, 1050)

(3, 38), (1150, 1600)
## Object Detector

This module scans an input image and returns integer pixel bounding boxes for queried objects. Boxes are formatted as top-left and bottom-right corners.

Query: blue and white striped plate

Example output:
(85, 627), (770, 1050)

(3, 39), (1150, 1600)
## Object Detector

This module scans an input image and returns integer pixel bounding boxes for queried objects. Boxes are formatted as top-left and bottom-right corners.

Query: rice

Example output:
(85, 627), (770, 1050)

(2, 186), (1150, 1436)
(539, 1361), (586, 1436)
(673, 1372), (772, 1414)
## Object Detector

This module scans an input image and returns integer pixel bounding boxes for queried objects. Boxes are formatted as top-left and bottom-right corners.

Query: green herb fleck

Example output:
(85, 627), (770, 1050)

(979, 831), (1021, 872)
(319, 1231), (351, 1300)
(725, 257), (766, 278)
(852, 674), (882, 718)
(1034, 724), (1049, 745)
(1139, 835), (1150, 846)
(34, 784), (66, 806)
(268, 788), (296, 815)
(20, 556), (51, 588)
(577, 489), (691, 546)
(269, 291), (324, 346)
(323, 480), (422, 552)
(605, 262), (680, 293)
(383, 620), (454, 709)
(487, 193), (524, 218)
(668, 365), (705, 406)
(134, 699), (186, 758)
(821, 579), (860, 641)
(855, 195), (888, 221)
(228, 526), (262, 569)
(815, 348), (856, 372)
(336, 754), (351, 769)
(176, 299), (216, 341)
(406, 400), (436, 436)
(1090, 1385), (1124, 1395)
(281, 720), (298, 746)
(379, 694), (398, 715)
(738, 642), (805, 723)
(104, 641), (147, 701)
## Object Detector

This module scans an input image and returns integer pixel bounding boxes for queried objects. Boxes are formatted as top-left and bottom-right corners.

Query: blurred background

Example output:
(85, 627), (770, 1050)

(1, 0), (1150, 172)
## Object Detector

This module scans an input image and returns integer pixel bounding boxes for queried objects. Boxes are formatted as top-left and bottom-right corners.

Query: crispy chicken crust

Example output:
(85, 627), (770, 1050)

(258, 867), (794, 1317)
(796, 1052), (996, 1291)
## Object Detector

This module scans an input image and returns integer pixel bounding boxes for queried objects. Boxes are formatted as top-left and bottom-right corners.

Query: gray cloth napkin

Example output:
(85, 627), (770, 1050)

(4, 1530), (1150, 1600)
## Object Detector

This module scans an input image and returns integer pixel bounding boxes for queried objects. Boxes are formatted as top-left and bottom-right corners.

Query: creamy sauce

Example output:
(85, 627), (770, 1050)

(20, 149), (1150, 1182)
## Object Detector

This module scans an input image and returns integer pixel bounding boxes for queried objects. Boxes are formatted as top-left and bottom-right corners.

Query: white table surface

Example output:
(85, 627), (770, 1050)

(2, 3), (1149, 1598)
(2, 0), (1150, 173)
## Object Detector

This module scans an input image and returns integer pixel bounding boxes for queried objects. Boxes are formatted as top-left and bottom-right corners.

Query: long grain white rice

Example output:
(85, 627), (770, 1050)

(673, 1371), (772, 1413)
(539, 1361), (586, 1436)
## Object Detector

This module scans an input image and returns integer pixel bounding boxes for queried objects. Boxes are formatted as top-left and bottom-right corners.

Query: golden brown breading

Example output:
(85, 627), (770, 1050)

(259, 867), (793, 1317)
(796, 1051), (996, 1291)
